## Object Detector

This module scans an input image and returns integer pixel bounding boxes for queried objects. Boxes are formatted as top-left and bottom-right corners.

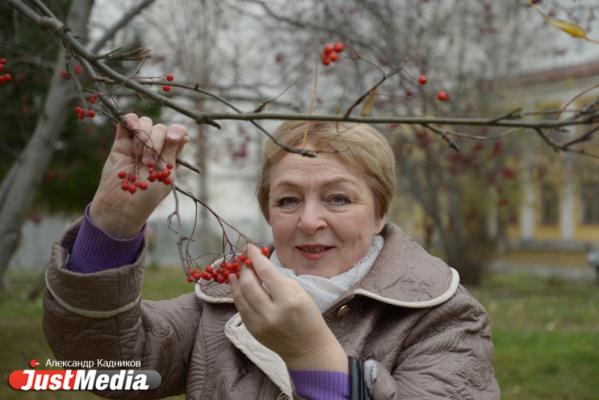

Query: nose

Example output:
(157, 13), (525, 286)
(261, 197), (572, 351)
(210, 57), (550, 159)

(297, 200), (327, 235)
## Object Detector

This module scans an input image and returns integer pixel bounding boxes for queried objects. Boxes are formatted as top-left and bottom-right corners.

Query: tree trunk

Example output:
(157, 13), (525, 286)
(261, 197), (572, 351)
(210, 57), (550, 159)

(0, 1), (94, 292)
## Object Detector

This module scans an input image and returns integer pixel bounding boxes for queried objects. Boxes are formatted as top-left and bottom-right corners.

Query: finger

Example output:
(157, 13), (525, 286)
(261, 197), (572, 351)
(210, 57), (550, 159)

(245, 244), (288, 301)
(115, 113), (139, 141)
(133, 117), (154, 156)
(229, 273), (269, 325)
(237, 261), (273, 305)
(229, 274), (250, 312)
(239, 263), (274, 309)
(163, 124), (188, 162)
(141, 124), (167, 166)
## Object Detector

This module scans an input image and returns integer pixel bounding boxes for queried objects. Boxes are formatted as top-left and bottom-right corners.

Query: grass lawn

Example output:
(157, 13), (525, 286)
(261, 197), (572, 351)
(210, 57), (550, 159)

(1, 268), (598, 399)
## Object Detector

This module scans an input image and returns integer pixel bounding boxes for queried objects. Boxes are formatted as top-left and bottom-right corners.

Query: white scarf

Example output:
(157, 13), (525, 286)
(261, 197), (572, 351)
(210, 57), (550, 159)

(269, 236), (384, 312)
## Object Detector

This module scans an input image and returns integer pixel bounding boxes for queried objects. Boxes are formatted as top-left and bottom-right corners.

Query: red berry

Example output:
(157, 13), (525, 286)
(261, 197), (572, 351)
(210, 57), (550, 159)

(334, 42), (345, 52)
(148, 173), (157, 182)
(121, 181), (129, 191)
(436, 90), (449, 101)
(166, 162), (174, 169)
(4, 73), (12, 81)
(74, 64), (82, 74)
(492, 141), (502, 155)
(163, 177), (173, 185)
(261, 246), (270, 257)
(146, 161), (155, 169)
(201, 271), (212, 280)
(90, 95), (98, 104)
(205, 265), (214, 274)
(215, 274), (225, 284)
(127, 174), (137, 182)
(187, 275), (194, 283)
(60, 70), (71, 80)
(0, 65), (4, 72)
(0, 58), (7, 64)
(161, 169), (171, 178)
(418, 75), (427, 85)
(237, 254), (247, 262)
(243, 259), (253, 267)
(329, 51), (339, 62)
(87, 110), (95, 118)
(118, 170), (127, 179)
(136, 181), (148, 190)
(128, 185), (137, 194)
(323, 44), (334, 55)
(162, 85), (171, 92)
(322, 56), (331, 66)
(221, 262), (232, 271)
(166, 73), (174, 81)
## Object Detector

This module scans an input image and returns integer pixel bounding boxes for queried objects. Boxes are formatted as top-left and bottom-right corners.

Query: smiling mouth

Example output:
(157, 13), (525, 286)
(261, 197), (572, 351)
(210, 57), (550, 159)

(296, 245), (334, 260)
(297, 245), (334, 253)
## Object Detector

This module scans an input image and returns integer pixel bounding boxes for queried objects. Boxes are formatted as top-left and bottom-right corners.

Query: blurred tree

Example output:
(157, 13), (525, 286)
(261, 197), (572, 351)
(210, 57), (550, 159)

(0, 0), (158, 291)
(233, 0), (598, 283)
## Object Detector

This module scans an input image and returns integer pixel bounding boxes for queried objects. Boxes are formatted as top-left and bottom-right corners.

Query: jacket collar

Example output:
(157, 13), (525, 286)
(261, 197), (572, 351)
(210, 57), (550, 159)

(196, 223), (459, 309)
(351, 223), (459, 308)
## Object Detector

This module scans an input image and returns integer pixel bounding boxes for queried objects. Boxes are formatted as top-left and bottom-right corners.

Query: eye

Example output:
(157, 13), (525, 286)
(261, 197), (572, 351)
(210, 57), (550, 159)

(275, 197), (299, 208)
(328, 194), (351, 206)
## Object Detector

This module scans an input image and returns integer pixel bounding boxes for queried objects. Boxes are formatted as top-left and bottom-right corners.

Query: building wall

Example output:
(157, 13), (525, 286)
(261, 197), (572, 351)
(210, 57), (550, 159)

(497, 61), (599, 249)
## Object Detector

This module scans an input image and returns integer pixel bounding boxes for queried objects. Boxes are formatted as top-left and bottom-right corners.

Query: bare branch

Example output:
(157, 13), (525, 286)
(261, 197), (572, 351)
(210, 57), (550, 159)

(90, 0), (157, 53)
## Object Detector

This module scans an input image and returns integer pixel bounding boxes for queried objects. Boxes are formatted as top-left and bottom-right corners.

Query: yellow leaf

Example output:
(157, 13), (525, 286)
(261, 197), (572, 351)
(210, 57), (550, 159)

(546, 17), (587, 38)
(361, 88), (379, 116)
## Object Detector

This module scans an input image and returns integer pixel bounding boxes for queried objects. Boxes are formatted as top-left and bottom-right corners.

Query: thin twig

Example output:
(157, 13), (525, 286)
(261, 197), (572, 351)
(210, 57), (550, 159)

(343, 61), (407, 119)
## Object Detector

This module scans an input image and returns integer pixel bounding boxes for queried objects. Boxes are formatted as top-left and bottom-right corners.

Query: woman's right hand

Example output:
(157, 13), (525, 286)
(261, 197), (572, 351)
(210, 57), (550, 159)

(89, 113), (189, 238)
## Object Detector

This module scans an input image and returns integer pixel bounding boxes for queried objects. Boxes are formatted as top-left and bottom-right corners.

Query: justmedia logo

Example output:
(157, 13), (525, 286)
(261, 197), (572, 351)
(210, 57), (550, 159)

(8, 359), (161, 391)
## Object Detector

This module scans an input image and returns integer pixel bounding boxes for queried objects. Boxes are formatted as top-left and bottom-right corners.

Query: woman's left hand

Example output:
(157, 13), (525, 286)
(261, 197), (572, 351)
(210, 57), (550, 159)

(229, 244), (348, 373)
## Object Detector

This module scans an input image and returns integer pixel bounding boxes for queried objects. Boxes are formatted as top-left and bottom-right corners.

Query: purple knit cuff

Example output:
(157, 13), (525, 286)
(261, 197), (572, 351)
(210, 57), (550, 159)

(289, 370), (349, 400)
(67, 205), (145, 273)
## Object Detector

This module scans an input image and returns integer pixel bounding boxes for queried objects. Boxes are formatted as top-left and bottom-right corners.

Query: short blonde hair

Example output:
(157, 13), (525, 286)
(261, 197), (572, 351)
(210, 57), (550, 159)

(257, 120), (396, 221)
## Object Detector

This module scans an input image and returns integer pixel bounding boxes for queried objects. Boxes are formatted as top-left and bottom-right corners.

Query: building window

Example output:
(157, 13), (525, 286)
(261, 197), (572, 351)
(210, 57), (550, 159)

(581, 182), (599, 224)
(541, 183), (559, 225)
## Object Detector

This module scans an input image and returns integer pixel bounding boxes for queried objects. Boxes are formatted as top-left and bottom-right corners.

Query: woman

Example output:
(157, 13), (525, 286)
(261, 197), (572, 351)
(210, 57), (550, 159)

(44, 114), (500, 399)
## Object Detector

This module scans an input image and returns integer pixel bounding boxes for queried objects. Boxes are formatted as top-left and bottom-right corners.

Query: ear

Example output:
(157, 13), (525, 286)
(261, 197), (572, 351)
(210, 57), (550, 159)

(375, 216), (386, 234)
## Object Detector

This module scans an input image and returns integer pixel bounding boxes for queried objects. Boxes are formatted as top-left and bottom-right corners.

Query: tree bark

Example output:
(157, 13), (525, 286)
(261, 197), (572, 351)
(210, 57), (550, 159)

(0, 1), (94, 292)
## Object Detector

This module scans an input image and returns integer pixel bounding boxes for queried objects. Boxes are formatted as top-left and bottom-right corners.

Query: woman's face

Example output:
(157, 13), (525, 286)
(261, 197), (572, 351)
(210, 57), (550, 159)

(268, 150), (384, 278)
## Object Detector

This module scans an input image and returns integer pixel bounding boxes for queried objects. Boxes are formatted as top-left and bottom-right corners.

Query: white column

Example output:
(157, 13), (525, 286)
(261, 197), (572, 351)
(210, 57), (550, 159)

(520, 167), (535, 240)
(560, 154), (575, 240)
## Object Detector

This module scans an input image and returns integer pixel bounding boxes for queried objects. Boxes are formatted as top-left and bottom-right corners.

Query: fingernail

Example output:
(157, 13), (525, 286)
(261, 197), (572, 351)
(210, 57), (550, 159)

(168, 131), (183, 140)
(167, 126), (185, 140)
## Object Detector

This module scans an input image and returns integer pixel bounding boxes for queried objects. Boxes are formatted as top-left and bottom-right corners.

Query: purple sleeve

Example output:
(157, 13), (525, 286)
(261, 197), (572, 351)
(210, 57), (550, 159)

(289, 370), (349, 400)
(67, 205), (145, 273)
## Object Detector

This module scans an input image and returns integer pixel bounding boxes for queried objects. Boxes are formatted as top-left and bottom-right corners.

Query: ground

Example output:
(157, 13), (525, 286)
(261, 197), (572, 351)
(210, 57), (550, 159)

(1, 268), (597, 400)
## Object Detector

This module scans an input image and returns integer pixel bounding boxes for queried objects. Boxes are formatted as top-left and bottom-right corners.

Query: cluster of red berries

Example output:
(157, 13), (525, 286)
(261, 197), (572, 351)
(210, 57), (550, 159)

(0, 58), (12, 84)
(74, 96), (99, 120)
(60, 64), (83, 80)
(118, 161), (174, 194)
(187, 247), (271, 284)
(162, 73), (174, 92)
(416, 73), (449, 102)
(321, 42), (345, 66)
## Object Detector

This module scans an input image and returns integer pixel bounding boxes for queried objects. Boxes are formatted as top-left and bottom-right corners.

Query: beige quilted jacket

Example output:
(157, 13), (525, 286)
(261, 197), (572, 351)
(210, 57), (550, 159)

(43, 220), (500, 399)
